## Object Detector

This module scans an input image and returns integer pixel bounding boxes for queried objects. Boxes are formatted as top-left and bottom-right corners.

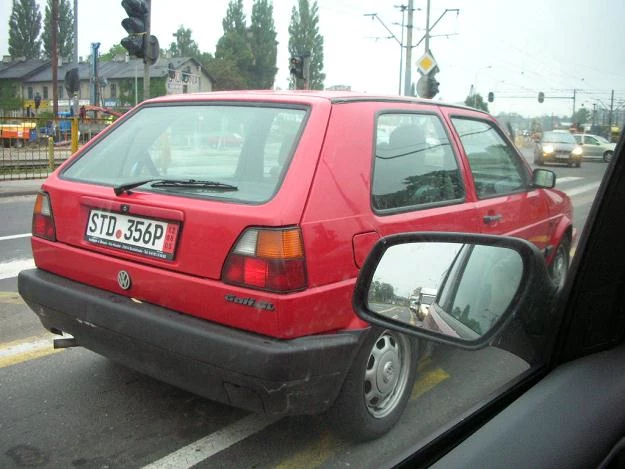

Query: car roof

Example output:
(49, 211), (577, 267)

(142, 90), (487, 114)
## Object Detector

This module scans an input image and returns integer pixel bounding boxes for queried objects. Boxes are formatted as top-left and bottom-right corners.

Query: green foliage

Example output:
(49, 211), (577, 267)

(99, 44), (127, 62)
(573, 107), (590, 125)
(202, 56), (249, 91)
(368, 280), (396, 304)
(222, 0), (246, 33)
(215, 1), (253, 87)
(0, 80), (23, 111)
(117, 77), (167, 107)
(288, 0), (325, 90)
(169, 26), (201, 58)
(249, 0), (278, 89)
(42, 0), (74, 59)
(464, 93), (489, 113)
(8, 0), (42, 59)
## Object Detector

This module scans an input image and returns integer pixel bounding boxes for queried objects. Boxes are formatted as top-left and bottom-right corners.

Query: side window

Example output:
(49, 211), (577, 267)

(587, 136), (598, 145)
(372, 113), (464, 211)
(451, 117), (527, 198)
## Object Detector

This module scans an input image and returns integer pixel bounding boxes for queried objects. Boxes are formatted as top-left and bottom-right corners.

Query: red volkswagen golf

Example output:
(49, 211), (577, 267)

(18, 91), (572, 440)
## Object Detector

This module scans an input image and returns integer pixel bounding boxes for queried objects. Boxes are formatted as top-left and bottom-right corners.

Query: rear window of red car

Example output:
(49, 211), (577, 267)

(62, 104), (308, 203)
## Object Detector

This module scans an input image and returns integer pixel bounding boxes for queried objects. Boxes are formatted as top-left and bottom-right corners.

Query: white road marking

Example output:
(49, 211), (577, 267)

(563, 181), (602, 197)
(0, 233), (31, 242)
(557, 176), (584, 184)
(142, 414), (281, 469)
(0, 258), (35, 280)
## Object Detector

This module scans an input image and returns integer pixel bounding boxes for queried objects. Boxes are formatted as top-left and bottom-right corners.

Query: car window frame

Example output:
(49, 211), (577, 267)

(448, 114), (532, 200)
(370, 109), (468, 215)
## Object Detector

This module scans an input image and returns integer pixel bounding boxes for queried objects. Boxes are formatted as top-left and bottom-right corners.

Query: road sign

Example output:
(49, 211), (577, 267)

(416, 52), (438, 76)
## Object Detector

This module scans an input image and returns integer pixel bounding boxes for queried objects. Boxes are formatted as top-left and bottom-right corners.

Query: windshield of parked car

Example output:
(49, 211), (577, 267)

(62, 104), (307, 203)
(542, 131), (577, 144)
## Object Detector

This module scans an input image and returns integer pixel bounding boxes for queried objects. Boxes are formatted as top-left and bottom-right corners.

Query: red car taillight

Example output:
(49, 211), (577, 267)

(32, 192), (56, 241)
(223, 227), (307, 293)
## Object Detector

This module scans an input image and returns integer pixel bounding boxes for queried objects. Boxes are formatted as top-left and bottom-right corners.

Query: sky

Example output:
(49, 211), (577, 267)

(2, 0), (625, 118)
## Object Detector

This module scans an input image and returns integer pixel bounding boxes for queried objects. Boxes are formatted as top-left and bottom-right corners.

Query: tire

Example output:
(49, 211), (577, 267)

(575, 161), (582, 168)
(329, 327), (419, 441)
(604, 151), (614, 163)
(534, 153), (544, 166)
(549, 237), (570, 289)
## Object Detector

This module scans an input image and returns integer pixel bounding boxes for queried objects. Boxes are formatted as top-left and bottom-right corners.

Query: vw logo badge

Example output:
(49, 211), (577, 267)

(117, 270), (131, 290)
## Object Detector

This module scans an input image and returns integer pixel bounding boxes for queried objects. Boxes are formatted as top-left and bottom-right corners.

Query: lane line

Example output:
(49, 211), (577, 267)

(411, 368), (450, 400)
(556, 176), (584, 184)
(0, 333), (63, 369)
(0, 258), (36, 280)
(0, 233), (31, 242)
(0, 291), (25, 304)
(275, 432), (342, 469)
(142, 414), (281, 469)
(563, 181), (602, 197)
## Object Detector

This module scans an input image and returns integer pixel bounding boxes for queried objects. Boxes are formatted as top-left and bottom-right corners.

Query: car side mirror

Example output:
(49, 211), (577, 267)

(353, 233), (555, 351)
(532, 168), (556, 188)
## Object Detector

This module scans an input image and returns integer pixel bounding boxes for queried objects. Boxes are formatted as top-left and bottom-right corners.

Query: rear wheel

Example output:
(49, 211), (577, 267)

(330, 328), (418, 441)
(549, 237), (570, 289)
(604, 151), (614, 163)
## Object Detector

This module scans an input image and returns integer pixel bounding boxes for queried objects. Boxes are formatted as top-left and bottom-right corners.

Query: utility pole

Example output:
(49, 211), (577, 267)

(396, 4), (407, 95)
(51, 0), (59, 117)
(403, 0), (414, 96)
(572, 88), (576, 118)
(143, 0), (151, 100)
(608, 89), (615, 137)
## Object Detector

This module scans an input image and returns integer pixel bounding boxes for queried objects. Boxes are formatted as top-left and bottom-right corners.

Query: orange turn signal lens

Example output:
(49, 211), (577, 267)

(256, 229), (303, 259)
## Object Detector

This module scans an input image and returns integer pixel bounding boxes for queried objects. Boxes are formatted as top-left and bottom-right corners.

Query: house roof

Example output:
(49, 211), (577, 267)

(19, 56), (213, 84)
(0, 59), (51, 80)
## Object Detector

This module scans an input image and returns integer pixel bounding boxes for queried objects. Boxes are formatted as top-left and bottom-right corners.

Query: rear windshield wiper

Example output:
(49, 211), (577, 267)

(114, 178), (238, 196)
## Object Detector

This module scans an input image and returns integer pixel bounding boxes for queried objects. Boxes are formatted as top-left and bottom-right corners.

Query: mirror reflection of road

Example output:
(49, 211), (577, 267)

(0, 156), (609, 468)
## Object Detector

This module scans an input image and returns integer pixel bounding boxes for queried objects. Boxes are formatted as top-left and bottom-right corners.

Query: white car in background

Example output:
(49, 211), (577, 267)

(573, 134), (616, 163)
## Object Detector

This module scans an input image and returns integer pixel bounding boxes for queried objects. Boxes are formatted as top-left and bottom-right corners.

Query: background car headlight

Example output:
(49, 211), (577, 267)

(543, 144), (555, 154)
(572, 146), (583, 156)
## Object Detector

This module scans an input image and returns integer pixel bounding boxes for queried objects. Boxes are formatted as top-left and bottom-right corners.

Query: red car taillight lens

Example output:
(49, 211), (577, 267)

(32, 192), (56, 241)
(223, 228), (307, 293)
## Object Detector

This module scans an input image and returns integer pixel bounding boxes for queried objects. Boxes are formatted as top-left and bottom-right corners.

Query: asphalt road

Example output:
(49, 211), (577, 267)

(0, 158), (609, 468)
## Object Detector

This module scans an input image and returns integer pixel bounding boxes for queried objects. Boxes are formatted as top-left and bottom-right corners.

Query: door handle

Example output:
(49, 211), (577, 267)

(483, 214), (503, 224)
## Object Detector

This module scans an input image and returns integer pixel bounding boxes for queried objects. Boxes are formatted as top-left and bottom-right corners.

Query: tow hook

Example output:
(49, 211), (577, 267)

(53, 338), (78, 349)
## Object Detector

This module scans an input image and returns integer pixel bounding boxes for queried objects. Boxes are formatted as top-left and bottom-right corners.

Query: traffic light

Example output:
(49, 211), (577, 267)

(416, 72), (439, 99)
(488, 91), (494, 103)
(64, 67), (80, 95)
(538, 91), (545, 103)
(289, 57), (304, 79)
(121, 0), (148, 59)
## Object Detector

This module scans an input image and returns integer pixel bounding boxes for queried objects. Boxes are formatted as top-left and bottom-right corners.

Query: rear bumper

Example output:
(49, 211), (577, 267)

(18, 268), (366, 416)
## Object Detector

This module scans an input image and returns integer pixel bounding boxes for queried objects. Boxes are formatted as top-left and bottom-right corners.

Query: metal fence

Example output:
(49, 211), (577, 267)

(0, 115), (111, 180)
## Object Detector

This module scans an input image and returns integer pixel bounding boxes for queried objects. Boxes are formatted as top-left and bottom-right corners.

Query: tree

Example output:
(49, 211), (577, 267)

(248, 0), (277, 89)
(99, 44), (127, 62)
(169, 26), (201, 58)
(573, 107), (591, 125)
(464, 93), (489, 112)
(288, 0), (325, 90)
(215, 0), (254, 88)
(42, 0), (74, 59)
(8, 0), (42, 59)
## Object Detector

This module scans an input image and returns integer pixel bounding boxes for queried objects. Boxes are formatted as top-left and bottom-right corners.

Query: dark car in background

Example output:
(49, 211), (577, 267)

(534, 130), (583, 167)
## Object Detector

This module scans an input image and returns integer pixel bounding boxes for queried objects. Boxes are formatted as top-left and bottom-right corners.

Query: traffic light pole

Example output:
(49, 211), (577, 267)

(143, 0), (151, 100)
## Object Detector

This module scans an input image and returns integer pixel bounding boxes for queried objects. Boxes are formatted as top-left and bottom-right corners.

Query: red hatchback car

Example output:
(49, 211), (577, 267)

(18, 91), (573, 440)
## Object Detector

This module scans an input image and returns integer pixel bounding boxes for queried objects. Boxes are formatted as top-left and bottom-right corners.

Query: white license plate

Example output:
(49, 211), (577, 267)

(555, 153), (570, 159)
(85, 210), (179, 260)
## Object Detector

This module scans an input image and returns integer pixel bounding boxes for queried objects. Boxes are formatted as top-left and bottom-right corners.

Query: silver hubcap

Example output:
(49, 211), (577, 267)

(364, 331), (411, 419)
(551, 245), (568, 288)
